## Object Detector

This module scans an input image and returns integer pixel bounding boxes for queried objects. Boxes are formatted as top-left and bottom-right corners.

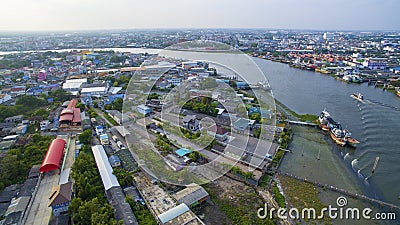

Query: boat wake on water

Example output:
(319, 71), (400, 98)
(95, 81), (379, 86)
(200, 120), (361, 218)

(365, 98), (400, 111)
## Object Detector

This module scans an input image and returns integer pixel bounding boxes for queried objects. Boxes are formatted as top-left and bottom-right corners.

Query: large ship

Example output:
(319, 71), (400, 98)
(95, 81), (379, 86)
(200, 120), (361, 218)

(318, 110), (331, 131)
(329, 128), (347, 146)
(318, 110), (360, 148)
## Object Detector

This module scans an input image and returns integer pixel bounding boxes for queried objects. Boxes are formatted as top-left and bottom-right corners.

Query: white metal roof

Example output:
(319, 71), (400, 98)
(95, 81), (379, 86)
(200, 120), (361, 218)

(158, 203), (190, 224)
(108, 87), (123, 94)
(92, 145), (120, 190)
(81, 87), (107, 93)
(59, 168), (71, 185)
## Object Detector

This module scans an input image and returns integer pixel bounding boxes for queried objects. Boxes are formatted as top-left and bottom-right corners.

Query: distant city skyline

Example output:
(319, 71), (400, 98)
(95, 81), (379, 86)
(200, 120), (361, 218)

(1, 0), (399, 31)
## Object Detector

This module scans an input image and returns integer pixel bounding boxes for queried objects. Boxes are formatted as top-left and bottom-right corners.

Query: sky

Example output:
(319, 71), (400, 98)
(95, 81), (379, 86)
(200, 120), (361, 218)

(0, 0), (399, 31)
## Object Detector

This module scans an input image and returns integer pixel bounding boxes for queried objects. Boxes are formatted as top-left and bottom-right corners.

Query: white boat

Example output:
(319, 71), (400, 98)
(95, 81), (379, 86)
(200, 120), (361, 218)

(350, 92), (364, 102)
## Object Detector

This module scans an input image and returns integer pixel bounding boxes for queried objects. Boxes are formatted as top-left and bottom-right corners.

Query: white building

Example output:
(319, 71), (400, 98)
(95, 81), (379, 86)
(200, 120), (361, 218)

(81, 86), (108, 97)
(62, 78), (87, 95)
(0, 93), (11, 104)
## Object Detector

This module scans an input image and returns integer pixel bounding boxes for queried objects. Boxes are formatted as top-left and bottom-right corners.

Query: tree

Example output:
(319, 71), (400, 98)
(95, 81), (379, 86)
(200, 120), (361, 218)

(253, 127), (261, 139)
(113, 168), (133, 187)
(48, 89), (72, 102)
(76, 102), (85, 111)
(78, 129), (92, 145)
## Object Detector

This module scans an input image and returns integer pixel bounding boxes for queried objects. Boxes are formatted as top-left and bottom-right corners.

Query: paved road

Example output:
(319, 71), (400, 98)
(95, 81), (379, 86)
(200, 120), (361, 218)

(24, 172), (59, 225)
(62, 137), (76, 170)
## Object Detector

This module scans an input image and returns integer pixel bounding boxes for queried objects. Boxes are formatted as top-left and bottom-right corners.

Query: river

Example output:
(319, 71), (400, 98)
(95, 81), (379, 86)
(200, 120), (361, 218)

(254, 57), (400, 207)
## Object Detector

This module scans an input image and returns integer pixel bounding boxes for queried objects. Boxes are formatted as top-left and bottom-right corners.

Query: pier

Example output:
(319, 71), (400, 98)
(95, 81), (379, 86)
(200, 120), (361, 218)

(277, 171), (400, 210)
(285, 120), (318, 128)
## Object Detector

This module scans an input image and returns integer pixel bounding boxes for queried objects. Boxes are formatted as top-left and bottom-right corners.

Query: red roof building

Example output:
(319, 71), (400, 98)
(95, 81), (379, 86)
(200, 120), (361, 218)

(67, 99), (77, 109)
(40, 138), (66, 173)
(59, 99), (81, 126)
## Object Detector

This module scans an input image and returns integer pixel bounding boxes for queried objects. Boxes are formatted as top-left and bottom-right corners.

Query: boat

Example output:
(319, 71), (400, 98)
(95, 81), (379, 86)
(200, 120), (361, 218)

(344, 129), (360, 148)
(350, 92), (364, 101)
(319, 109), (360, 147)
(330, 128), (347, 146)
(318, 110), (331, 131)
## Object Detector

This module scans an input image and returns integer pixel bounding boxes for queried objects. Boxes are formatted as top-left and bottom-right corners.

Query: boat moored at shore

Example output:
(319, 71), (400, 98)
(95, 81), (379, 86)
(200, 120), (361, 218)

(318, 110), (360, 148)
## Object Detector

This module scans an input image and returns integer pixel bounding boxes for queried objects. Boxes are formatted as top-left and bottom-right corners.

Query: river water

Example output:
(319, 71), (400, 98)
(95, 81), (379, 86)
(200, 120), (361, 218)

(254, 57), (400, 207)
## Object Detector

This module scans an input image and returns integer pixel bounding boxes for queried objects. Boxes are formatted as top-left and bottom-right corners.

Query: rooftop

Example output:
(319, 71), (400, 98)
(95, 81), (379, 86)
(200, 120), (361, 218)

(91, 145), (120, 191)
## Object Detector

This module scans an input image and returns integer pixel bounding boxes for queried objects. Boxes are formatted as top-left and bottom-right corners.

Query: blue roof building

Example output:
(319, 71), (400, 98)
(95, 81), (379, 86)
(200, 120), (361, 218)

(109, 155), (121, 168)
(175, 148), (192, 157)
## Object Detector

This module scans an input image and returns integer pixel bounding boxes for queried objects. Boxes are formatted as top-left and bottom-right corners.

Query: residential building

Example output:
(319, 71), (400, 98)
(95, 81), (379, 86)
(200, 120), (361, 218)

(172, 183), (209, 208)
(182, 115), (201, 132)
(0, 94), (11, 104)
(48, 182), (73, 216)
(109, 155), (121, 168)
(137, 104), (151, 116)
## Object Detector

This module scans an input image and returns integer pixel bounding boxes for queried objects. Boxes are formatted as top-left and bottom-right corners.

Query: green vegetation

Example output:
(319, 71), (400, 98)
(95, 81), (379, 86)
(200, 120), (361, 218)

(0, 58), (31, 69)
(112, 168), (134, 187)
(0, 134), (54, 192)
(200, 77), (218, 89)
(182, 97), (218, 117)
(271, 181), (286, 208)
(147, 93), (161, 100)
(253, 127), (261, 138)
(272, 128), (292, 165)
(231, 166), (255, 180)
(205, 185), (275, 225)
(154, 135), (173, 152)
(0, 95), (48, 122)
(179, 127), (201, 139)
(88, 109), (98, 118)
(259, 174), (271, 188)
(104, 98), (123, 112)
(103, 113), (119, 126)
(275, 99), (318, 122)
(126, 196), (157, 225)
(279, 175), (331, 224)
(70, 145), (121, 224)
(78, 129), (92, 145)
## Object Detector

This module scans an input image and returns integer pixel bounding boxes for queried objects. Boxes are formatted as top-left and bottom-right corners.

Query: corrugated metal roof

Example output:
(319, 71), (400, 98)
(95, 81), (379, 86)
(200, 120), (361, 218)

(40, 138), (66, 173)
(59, 168), (71, 185)
(92, 145), (120, 191)
(158, 203), (190, 224)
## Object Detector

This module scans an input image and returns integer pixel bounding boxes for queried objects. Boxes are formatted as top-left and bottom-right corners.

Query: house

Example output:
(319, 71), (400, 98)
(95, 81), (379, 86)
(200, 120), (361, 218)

(182, 115), (201, 132)
(48, 182), (73, 216)
(172, 183), (209, 208)
(10, 86), (26, 96)
(109, 155), (121, 168)
(248, 107), (273, 119)
(106, 110), (129, 125)
(99, 133), (109, 144)
(233, 118), (255, 133)
(3, 196), (30, 225)
(4, 115), (24, 124)
(207, 125), (228, 142)
(137, 104), (151, 116)
(40, 120), (50, 131)
(0, 93), (11, 104)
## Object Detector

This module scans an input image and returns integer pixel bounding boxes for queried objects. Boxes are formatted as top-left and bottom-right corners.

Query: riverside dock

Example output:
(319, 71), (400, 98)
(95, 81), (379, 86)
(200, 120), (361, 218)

(285, 120), (318, 127)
